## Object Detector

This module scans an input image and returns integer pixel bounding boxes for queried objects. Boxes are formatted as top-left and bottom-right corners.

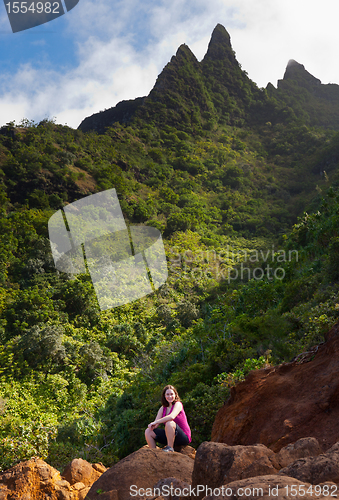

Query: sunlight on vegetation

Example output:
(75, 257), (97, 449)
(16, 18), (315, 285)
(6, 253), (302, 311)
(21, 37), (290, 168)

(1, 27), (339, 469)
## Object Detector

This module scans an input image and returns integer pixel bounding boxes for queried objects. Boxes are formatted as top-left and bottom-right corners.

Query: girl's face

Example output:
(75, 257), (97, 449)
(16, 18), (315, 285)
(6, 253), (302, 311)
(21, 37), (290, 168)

(165, 389), (176, 404)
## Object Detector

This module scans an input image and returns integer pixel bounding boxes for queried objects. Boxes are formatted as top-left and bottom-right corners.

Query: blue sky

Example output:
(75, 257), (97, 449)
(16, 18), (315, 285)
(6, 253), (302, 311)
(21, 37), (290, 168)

(1, 0), (339, 129)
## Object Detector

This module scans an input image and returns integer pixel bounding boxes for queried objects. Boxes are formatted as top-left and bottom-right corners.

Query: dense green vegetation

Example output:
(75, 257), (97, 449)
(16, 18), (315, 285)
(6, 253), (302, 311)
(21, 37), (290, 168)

(1, 24), (339, 472)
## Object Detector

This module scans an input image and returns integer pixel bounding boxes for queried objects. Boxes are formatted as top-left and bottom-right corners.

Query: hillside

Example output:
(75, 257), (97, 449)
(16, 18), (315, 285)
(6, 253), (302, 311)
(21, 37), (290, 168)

(79, 25), (266, 133)
(79, 25), (339, 134)
(268, 59), (339, 129)
(1, 23), (339, 472)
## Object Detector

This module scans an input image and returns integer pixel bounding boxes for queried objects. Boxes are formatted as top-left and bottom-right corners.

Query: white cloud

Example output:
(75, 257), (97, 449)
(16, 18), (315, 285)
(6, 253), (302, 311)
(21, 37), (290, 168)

(0, 0), (339, 128)
(230, 0), (339, 87)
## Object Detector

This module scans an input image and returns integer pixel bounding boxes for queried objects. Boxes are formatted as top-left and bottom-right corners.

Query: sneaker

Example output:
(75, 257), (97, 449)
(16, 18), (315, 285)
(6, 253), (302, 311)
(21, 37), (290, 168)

(162, 445), (174, 452)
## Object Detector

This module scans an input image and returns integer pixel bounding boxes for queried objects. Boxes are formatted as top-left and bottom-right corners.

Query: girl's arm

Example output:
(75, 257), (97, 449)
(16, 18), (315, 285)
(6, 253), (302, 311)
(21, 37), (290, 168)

(148, 402), (183, 427)
(148, 406), (164, 430)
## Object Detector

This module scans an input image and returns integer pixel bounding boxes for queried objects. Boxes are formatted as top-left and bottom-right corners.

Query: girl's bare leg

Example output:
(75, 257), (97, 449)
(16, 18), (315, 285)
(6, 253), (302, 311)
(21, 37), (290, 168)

(164, 421), (176, 448)
(145, 428), (157, 449)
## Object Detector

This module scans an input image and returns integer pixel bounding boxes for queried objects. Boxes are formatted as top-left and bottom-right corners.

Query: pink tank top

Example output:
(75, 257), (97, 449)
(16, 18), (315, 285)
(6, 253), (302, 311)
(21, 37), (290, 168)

(162, 402), (191, 442)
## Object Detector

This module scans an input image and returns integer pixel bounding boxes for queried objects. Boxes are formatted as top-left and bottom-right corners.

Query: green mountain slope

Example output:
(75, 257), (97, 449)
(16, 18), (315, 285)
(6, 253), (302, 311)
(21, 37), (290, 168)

(79, 24), (270, 134)
(76, 25), (339, 238)
(79, 24), (339, 135)
(1, 24), (339, 471)
(267, 59), (339, 129)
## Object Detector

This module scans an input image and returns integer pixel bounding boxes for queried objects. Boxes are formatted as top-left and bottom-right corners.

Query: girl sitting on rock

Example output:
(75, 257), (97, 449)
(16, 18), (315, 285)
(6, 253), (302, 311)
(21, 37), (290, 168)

(145, 384), (191, 452)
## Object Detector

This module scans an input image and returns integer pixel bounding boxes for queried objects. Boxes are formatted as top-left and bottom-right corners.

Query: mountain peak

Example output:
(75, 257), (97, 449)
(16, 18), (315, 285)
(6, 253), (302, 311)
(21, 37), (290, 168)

(210, 24), (232, 46)
(151, 42), (199, 94)
(287, 59), (300, 68)
(203, 24), (234, 62)
(271, 59), (339, 129)
(280, 59), (321, 87)
(174, 43), (198, 62)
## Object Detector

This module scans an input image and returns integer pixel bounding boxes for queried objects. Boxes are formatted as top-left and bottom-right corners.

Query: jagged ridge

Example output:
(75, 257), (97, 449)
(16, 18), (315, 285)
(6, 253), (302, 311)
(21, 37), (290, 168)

(79, 25), (339, 134)
(78, 25), (266, 134)
(268, 58), (339, 128)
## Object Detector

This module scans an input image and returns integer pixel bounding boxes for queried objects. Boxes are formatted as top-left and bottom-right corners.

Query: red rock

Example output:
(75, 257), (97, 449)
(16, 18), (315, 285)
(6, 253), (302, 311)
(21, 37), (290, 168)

(174, 445), (196, 460)
(93, 493), (118, 500)
(92, 463), (107, 474)
(276, 437), (322, 467)
(278, 441), (339, 484)
(152, 477), (191, 500)
(0, 458), (68, 500)
(78, 487), (91, 500)
(142, 444), (196, 459)
(86, 447), (194, 500)
(192, 441), (279, 499)
(202, 474), (331, 500)
(0, 458), (105, 500)
(72, 482), (86, 490)
(62, 458), (102, 486)
(212, 321), (339, 452)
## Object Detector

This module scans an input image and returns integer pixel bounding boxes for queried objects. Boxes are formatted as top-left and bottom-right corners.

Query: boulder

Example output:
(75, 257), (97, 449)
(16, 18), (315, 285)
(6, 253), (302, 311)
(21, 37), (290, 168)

(0, 457), (105, 500)
(174, 445), (196, 460)
(276, 437), (322, 468)
(78, 487), (92, 500)
(153, 477), (191, 500)
(212, 321), (339, 452)
(62, 458), (104, 486)
(202, 474), (332, 500)
(141, 444), (196, 460)
(279, 441), (339, 484)
(86, 447), (194, 500)
(0, 458), (70, 500)
(192, 441), (279, 499)
(92, 463), (107, 474)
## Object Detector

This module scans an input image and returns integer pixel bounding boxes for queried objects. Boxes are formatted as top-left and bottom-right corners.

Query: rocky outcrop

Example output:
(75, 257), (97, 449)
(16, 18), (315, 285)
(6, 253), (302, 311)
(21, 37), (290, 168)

(78, 97), (145, 134)
(202, 475), (332, 500)
(78, 24), (264, 134)
(279, 60), (321, 88)
(0, 457), (105, 500)
(276, 437), (322, 468)
(191, 440), (336, 500)
(279, 442), (339, 484)
(2, 438), (339, 500)
(153, 477), (191, 500)
(147, 439), (337, 500)
(86, 447), (194, 500)
(212, 322), (339, 452)
(192, 442), (279, 498)
(174, 445), (196, 460)
(268, 59), (339, 129)
(62, 458), (105, 487)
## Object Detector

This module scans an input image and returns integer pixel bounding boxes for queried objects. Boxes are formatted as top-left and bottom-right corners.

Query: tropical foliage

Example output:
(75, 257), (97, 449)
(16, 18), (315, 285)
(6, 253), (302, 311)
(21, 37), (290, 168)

(1, 25), (339, 471)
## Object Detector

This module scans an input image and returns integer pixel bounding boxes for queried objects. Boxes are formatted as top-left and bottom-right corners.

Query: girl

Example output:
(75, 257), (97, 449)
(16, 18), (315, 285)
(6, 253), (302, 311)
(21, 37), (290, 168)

(145, 385), (191, 452)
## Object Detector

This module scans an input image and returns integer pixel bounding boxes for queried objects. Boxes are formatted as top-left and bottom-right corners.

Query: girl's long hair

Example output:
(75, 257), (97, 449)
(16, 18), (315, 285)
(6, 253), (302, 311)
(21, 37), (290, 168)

(161, 385), (181, 407)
